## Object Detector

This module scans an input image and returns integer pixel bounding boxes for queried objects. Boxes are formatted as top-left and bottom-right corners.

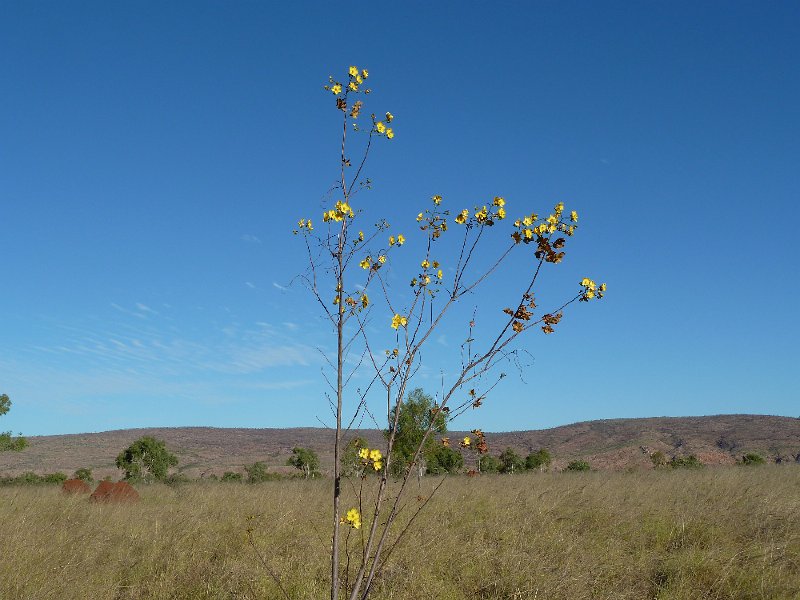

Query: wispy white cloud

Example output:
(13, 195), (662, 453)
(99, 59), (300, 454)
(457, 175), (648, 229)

(245, 281), (256, 289)
(241, 234), (262, 244)
(273, 282), (288, 292)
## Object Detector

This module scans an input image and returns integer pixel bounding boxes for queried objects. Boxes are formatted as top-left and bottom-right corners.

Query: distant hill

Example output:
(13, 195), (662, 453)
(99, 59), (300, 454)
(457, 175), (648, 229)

(1, 415), (798, 479)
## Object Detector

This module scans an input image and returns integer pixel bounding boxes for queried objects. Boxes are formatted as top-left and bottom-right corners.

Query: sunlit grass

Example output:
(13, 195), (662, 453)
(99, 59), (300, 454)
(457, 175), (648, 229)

(0, 466), (798, 599)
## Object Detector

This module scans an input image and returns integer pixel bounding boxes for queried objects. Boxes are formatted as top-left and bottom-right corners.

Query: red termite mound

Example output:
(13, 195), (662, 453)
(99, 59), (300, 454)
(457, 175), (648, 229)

(62, 479), (91, 494)
(89, 481), (140, 503)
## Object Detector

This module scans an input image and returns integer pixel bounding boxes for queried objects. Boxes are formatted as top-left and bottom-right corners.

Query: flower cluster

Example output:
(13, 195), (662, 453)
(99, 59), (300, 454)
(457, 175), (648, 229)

(416, 201), (449, 239)
(453, 197), (507, 227)
(342, 507), (362, 530)
(293, 218), (314, 235)
(358, 447), (384, 471)
(391, 314), (408, 329)
(410, 258), (443, 289)
(323, 200), (354, 223)
(580, 278), (606, 301)
(373, 112), (395, 139)
(388, 233), (405, 246)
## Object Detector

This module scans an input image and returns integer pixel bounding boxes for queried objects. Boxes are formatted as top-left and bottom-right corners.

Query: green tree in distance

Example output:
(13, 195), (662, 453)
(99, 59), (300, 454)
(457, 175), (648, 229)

(426, 444), (463, 475)
(525, 448), (552, 472)
(499, 447), (525, 474)
(478, 454), (501, 473)
(115, 436), (178, 482)
(386, 388), (447, 476)
(0, 394), (27, 452)
(287, 447), (321, 478)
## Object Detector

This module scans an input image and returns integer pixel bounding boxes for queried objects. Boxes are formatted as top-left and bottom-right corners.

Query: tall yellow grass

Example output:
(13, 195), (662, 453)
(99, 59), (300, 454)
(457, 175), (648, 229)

(1, 466), (798, 599)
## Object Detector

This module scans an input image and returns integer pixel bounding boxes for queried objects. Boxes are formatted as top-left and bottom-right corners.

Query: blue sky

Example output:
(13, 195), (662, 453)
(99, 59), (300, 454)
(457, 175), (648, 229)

(1, 2), (798, 436)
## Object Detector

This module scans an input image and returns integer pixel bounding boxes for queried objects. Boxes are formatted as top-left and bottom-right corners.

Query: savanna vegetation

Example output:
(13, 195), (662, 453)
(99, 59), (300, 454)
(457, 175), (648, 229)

(0, 466), (797, 599)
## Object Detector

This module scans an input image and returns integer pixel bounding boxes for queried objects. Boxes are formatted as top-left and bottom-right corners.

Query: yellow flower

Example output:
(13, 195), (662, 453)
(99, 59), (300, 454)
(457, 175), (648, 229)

(586, 290), (595, 299)
(416, 213), (424, 222)
(389, 235), (395, 246)
(358, 448), (370, 460)
(421, 259), (430, 269)
(396, 234), (405, 245)
(345, 507), (361, 529)
(523, 228), (533, 239)
(361, 294), (369, 308)
(385, 112), (394, 122)
(360, 257), (371, 269)
(432, 195), (442, 205)
(376, 121), (386, 134)
(493, 196), (505, 207)
(496, 207), (506, 219)
(599, 283), (607, 292)
(570, 210), (578, 222)
(386, 128), (394, 139)
(391, 314), (408, 329)
(349, 66), (359, 77)
(378, 255), (386, 264)
(522, 216), (533, 227)
(358, 230), (364, 241)
(331, 83), (342, 95)
(554, 202), (565, 214)
(355, 74), (363, 84)
(423, 275), (431, 285)
(369, 449), (383, 462)
(437, 269), (443, 279)
(462, 436), (471, 447)
(455, 209), (469, 224)
(361, 69), (369, 79)
(546, 214), (558, 225)
(373, 461), (383, 471)
(348, 81), (358, 92)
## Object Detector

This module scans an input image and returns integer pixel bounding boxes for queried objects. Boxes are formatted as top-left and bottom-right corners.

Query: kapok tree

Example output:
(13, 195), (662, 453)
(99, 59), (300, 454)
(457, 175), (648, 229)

(293, 65), (606, 600)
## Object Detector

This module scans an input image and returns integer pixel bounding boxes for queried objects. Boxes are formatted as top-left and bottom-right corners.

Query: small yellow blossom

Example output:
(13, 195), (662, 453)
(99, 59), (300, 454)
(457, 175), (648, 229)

(391, 314), (408, 329)
(396, 234), (405, 245)
(375, 121), (386, 134)
(496, 207), (506, 219)
(385, 112), (394, 122)
(361, 294), (369, 308)
(437, 269), (443, 279)
(423, 275), (431, 285)
(361, 69), (369, 79)
(599, 283), (607, 292)
(331, 83), (342, 95)
(570, 210), (578, 222)
(493, 196), (505, 207)
(389, 235), (395, 246)
(358, 230), (364, 241)
(462, 436), (471, 447)
(432, 195), (442, 205)
(523, 228), (533, 239)
(522, 216), (533, 227)
(349, 66), (359, 77)
(348, 81), (358, 92)
(369, 449), (383, 462)
(373, 461), (383, 471)
(344, 507), (361, 529)
(378, 255), (386, 264)
(386, 128), (394, 139)
(355, 74), (363, 84)
(421, 259), (430, 269)
(455, 209), (469, 224)
(358, 448), (370, 460)
(360, 257), (371, 269)
(416, 213), (424, 222)
(546, 214), (558, 225)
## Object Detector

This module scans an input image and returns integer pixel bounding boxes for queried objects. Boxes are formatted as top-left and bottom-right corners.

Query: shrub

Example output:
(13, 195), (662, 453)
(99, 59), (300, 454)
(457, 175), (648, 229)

(499, 448), (526, 474)
(741, 452), (766, 466)
(478, 454), (501, 473)
(650, 451), (668, 468)
(426, 445), (463, 475)
(566, 460), (591, 472)
(73, 468), (93, 482)
(221, 471), (243, 482)
(669, 455), (703, 469)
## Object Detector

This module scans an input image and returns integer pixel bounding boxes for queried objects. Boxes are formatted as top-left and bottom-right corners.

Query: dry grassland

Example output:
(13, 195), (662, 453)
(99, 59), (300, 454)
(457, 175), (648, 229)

(1, 467), (798, 599)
